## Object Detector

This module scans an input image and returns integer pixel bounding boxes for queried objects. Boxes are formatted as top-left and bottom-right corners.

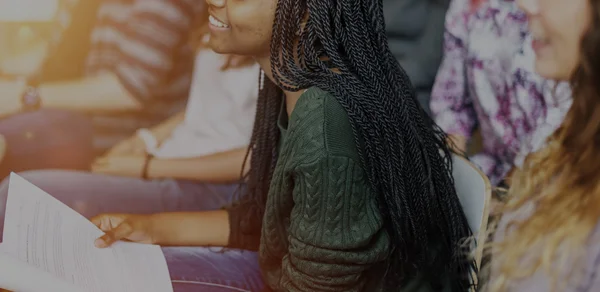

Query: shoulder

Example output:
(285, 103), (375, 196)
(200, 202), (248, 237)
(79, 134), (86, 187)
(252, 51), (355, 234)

(288, 87), (360, 161)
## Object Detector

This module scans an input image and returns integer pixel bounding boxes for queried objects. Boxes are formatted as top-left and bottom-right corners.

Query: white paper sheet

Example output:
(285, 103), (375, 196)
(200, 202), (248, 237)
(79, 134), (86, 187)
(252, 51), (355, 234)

(0, 252), (80, 292)
(1, 173), (173, 292)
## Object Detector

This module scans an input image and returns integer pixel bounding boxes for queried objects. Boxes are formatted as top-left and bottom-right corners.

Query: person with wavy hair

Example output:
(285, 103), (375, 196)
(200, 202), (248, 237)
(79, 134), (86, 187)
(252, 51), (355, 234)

(88, 0), (477, 290)
(431, 0), (572, 188)
(490, 0), (600, 290)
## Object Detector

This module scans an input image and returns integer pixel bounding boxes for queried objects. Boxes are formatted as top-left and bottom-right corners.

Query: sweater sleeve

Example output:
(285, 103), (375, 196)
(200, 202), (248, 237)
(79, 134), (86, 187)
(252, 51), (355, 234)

(279, 155), (390, 291)
(227, 199), (262, 251)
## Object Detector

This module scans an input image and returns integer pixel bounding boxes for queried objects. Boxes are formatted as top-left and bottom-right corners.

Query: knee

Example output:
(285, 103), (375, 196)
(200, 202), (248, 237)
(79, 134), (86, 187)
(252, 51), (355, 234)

(0, 175), (9, 207)
(0, 110), (94, 158)
(40, 110), (93, 142)
(0, 172), (15, 221)
(0, 171), (63, 240)
(5, 170), (65, 197)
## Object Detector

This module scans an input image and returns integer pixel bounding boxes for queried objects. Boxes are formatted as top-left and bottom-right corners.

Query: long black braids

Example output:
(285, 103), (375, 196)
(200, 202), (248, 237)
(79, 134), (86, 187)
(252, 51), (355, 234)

(241, 0), (477, 290)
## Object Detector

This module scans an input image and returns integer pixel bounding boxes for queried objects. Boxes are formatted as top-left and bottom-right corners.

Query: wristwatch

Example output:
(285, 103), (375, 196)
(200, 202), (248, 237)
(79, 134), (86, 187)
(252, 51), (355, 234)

(21, 85), (42, 112)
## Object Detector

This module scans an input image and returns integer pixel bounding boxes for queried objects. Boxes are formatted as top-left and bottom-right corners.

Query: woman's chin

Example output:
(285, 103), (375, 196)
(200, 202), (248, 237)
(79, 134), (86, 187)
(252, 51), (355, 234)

(206, 38), (233, 55)
(535, 59), (571, 81)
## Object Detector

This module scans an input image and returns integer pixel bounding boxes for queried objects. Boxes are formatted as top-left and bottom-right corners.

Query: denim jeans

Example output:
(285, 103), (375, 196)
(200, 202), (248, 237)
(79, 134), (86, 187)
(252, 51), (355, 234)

(0, 109), (95, 179)
(0, 170), (264, 291)
(164, 247), (263, 292)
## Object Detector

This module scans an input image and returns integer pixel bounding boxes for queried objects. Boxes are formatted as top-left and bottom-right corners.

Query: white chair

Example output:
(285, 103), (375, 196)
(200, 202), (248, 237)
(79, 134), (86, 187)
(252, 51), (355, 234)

(452, 154), (492, 269)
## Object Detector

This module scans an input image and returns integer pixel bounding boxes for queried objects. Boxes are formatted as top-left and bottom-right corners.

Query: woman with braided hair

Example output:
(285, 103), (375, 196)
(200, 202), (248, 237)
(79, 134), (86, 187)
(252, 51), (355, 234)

(90, 0), (477, 291)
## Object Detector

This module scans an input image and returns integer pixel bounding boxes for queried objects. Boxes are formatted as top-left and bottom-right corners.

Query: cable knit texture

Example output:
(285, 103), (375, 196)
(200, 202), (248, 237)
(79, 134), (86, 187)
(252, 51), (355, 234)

(228, 88), (390, 291)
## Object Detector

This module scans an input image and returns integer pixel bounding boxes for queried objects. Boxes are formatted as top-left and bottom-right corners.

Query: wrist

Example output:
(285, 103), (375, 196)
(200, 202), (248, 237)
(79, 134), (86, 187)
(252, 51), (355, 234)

(149, 213), (185, 246)
(144, 157), (161, 180)
(148, 213), (166, 245)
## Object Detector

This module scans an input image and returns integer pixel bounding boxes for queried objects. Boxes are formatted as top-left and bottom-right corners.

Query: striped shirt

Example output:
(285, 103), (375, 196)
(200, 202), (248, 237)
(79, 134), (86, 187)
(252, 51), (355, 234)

(62, 0), (204, 152)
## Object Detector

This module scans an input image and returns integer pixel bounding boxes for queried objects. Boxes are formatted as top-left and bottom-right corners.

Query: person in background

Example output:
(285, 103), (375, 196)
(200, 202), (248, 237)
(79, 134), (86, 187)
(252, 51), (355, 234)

(384, 0), (449, 114)
(0, 0), (103, 178)
(490, 0), (600, 290)
(0, 42), (258, 235)
(430, 0), (571, 186)
(0, 0), (204, 178)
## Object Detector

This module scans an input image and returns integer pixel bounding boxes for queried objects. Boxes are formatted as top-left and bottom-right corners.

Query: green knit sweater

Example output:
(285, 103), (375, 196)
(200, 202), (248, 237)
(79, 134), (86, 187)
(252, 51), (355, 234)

(227, 87), (440, 292)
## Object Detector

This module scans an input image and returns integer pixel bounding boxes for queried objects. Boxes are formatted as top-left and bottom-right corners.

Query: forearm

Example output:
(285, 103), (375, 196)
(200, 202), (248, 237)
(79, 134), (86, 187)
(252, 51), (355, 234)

(149, 111), (186, 138)
(150, 210), (230, 246)
(146, 147), (249, 183)
(38, 72), (142, 112)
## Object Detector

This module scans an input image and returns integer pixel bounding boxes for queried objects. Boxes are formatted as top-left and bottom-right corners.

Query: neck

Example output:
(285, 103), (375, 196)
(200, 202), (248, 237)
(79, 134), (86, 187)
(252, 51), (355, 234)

(256, 56), (305, 117)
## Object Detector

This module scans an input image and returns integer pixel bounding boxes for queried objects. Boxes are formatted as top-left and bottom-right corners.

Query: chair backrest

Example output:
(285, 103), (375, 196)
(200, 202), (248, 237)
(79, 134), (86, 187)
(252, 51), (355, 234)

(451, 154), (492, 269)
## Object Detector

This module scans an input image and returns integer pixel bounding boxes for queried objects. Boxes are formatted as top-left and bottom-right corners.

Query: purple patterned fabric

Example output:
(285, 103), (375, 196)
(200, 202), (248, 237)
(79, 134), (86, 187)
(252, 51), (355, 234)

(431, 0), (571, 185)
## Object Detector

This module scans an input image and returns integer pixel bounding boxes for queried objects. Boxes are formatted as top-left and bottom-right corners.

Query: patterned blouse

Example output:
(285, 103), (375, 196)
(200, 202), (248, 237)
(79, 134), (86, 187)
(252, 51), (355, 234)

(430, 0), (571, 185)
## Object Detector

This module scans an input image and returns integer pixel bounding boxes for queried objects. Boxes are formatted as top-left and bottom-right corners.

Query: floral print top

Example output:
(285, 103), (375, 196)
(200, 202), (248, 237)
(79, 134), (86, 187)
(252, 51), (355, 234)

(430, 0), (571, 185)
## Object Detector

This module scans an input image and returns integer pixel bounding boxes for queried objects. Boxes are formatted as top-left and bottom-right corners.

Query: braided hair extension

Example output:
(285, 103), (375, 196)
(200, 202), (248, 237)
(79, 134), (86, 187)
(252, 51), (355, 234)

(241, 0), (477, 290)
(237, 70), (283, 237)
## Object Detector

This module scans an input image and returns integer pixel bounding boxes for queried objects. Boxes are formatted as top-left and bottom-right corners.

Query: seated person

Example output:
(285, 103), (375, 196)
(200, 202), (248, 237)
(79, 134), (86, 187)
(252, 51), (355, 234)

(430, 0), (571, 186)
(0, 43), (259, 231)
(490, 0), (600, 289)
(54, 0), (475, 290)
(0, 0), (205, 178)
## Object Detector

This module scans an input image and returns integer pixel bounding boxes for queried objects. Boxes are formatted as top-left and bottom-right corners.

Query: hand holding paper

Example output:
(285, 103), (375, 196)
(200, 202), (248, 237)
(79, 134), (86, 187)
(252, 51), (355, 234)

(91, 213), (156, 248)
(0, 173), (174, 292)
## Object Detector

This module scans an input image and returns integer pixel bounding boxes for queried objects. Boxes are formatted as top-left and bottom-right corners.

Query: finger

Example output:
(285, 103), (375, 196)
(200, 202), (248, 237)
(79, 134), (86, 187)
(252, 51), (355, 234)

(95, 222), (133, 248)
(95, 155), (108, 161)
(221, 57), (232, 70)
(90, 214), (111, 230)
(91, 165), (108, 174)
(92, 161), (113, 173)
(230, 56), (241, 67)
(94, 157), (109, 165)
(91, 213), (124, 230)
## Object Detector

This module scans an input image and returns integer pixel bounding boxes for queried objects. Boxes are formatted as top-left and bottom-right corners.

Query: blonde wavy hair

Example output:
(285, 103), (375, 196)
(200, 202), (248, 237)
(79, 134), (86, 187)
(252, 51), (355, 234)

(489, 3), (600, 290)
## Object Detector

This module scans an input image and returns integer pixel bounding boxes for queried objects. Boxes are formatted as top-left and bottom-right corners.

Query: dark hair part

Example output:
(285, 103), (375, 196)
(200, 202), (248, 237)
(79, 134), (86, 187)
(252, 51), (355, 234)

(241, 0), (476, 290)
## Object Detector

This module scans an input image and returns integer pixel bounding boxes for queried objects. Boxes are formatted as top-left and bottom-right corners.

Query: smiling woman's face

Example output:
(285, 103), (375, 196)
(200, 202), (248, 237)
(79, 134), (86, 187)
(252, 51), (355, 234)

(517, 0), (591, 80)
(204, 0), (276, 58)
